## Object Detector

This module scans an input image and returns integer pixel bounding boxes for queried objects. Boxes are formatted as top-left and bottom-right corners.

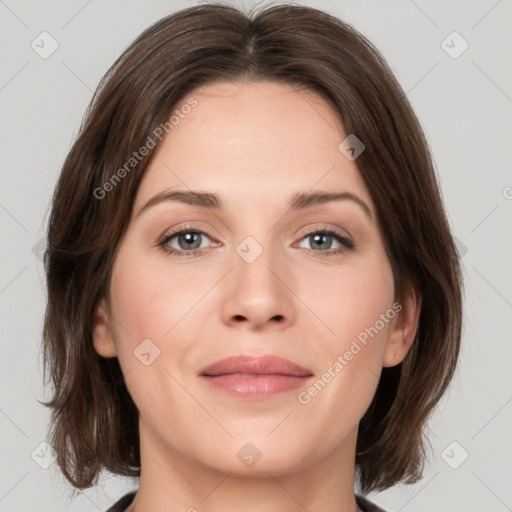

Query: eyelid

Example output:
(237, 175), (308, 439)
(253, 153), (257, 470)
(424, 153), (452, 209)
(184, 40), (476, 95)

(158, 223), (218, 246)
(159, 222), (217, 242)
(299, 224), (353, 241)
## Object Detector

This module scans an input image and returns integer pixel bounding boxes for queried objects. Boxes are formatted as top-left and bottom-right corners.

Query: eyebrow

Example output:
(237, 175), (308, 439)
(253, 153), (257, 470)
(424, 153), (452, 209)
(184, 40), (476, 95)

(136, 189), (372, 219)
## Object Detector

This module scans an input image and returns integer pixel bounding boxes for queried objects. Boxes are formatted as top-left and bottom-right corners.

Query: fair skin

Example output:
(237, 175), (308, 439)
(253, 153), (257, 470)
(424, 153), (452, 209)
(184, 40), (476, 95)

(92, 80), (420, 512)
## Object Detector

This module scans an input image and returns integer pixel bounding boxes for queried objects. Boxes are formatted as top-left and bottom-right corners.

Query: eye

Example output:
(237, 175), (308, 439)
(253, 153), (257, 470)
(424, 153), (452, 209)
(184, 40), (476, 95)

(295, 227), (353, 256)
(158, 224), (354, 258)
(159, 224), (217, 258)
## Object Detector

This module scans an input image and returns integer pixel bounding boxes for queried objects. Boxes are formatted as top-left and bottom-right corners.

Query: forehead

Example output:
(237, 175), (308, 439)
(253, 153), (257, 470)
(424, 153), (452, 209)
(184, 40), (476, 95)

(133, 80), (373, 214)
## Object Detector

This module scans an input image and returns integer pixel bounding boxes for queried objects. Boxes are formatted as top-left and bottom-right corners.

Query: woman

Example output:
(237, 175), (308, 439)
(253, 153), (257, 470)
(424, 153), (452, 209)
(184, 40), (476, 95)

(41, 4), (462, 511)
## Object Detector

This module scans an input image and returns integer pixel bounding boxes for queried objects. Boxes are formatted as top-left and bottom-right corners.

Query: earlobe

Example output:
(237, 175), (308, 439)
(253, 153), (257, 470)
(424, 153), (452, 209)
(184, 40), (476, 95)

(383, 285), (422, 368)
(91, 297), (118, 358)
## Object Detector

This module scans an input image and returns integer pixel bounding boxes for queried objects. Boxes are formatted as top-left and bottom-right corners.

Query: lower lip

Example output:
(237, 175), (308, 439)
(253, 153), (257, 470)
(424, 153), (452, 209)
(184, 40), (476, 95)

(201, 374), (312, 399)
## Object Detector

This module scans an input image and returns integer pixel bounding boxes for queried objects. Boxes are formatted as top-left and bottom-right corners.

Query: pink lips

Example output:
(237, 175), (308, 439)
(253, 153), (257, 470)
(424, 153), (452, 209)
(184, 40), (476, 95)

(199, 355), (313, 399)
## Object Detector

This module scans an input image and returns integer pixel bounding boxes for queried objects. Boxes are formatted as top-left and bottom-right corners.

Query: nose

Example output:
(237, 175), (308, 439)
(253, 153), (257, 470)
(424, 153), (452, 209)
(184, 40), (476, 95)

(220, 240), (296, 331)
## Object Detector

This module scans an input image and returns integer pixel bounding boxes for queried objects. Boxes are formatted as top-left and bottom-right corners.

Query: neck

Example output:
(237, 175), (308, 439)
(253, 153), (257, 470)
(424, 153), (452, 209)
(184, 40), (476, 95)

(125, 420), (363, 512)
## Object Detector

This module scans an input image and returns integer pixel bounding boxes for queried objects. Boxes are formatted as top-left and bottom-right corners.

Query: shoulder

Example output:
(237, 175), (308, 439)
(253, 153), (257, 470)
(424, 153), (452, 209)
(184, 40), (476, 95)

(356, 494), (389, 512)
(106, 491), (137, 512)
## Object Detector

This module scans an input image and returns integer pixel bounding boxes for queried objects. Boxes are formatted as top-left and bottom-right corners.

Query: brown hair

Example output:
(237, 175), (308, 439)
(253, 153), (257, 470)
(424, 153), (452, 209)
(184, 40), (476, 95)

(40, 2), (462, 495)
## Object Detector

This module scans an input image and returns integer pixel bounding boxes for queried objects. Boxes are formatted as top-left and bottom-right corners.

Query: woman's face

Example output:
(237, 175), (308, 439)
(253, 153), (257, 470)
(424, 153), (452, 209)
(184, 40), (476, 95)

(93, 80), (415, 477)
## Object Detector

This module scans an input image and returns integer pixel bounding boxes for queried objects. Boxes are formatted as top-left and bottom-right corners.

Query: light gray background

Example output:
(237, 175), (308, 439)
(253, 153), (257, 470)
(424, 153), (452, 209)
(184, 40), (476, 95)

(1, 0), (511, 511)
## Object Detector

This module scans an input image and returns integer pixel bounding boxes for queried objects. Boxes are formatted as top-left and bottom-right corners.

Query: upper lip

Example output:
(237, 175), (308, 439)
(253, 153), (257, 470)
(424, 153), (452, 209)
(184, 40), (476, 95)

(199, 355), (313, 377)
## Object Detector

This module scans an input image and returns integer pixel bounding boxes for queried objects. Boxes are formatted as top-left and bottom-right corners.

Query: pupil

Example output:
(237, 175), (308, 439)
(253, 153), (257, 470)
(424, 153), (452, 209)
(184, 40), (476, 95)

(179, 232), (200, 250)
(312, 233), (331, 250)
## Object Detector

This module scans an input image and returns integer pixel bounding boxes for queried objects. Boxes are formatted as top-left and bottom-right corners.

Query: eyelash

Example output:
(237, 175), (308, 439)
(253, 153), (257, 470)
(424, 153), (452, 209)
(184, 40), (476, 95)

(158, 224), (354, 258)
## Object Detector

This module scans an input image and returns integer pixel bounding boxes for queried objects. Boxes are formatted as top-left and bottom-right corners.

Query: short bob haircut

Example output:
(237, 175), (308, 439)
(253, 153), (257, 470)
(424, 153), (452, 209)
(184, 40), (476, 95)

(41, 2), (462, 495)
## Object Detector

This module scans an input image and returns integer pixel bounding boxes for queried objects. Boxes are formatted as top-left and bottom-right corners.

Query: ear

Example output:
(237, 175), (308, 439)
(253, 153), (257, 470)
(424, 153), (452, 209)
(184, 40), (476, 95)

(382, 283), (422, 368)
(91, 297), (118, 358)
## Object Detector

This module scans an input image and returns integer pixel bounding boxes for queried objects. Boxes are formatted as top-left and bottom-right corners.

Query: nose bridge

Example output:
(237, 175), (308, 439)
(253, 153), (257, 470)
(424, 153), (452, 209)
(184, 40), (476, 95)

(220, 229), (295, 329)
(232, 231), (284, 293)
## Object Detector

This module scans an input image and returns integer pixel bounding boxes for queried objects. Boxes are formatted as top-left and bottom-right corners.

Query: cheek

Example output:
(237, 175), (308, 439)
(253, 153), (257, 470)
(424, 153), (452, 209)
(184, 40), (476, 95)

(107, 248), (199, 418)
(109, 246), (205, 344)
(298, 255), (395, 409)
(303, 252), (395, 348)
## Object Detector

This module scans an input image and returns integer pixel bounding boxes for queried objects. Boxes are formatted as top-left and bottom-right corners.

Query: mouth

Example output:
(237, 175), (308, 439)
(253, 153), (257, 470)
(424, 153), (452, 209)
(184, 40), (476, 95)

(199, 354), (314, 399)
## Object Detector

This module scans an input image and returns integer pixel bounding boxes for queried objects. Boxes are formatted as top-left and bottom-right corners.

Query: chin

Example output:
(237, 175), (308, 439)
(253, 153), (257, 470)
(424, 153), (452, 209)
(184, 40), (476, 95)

(197, 434), (319, 477)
